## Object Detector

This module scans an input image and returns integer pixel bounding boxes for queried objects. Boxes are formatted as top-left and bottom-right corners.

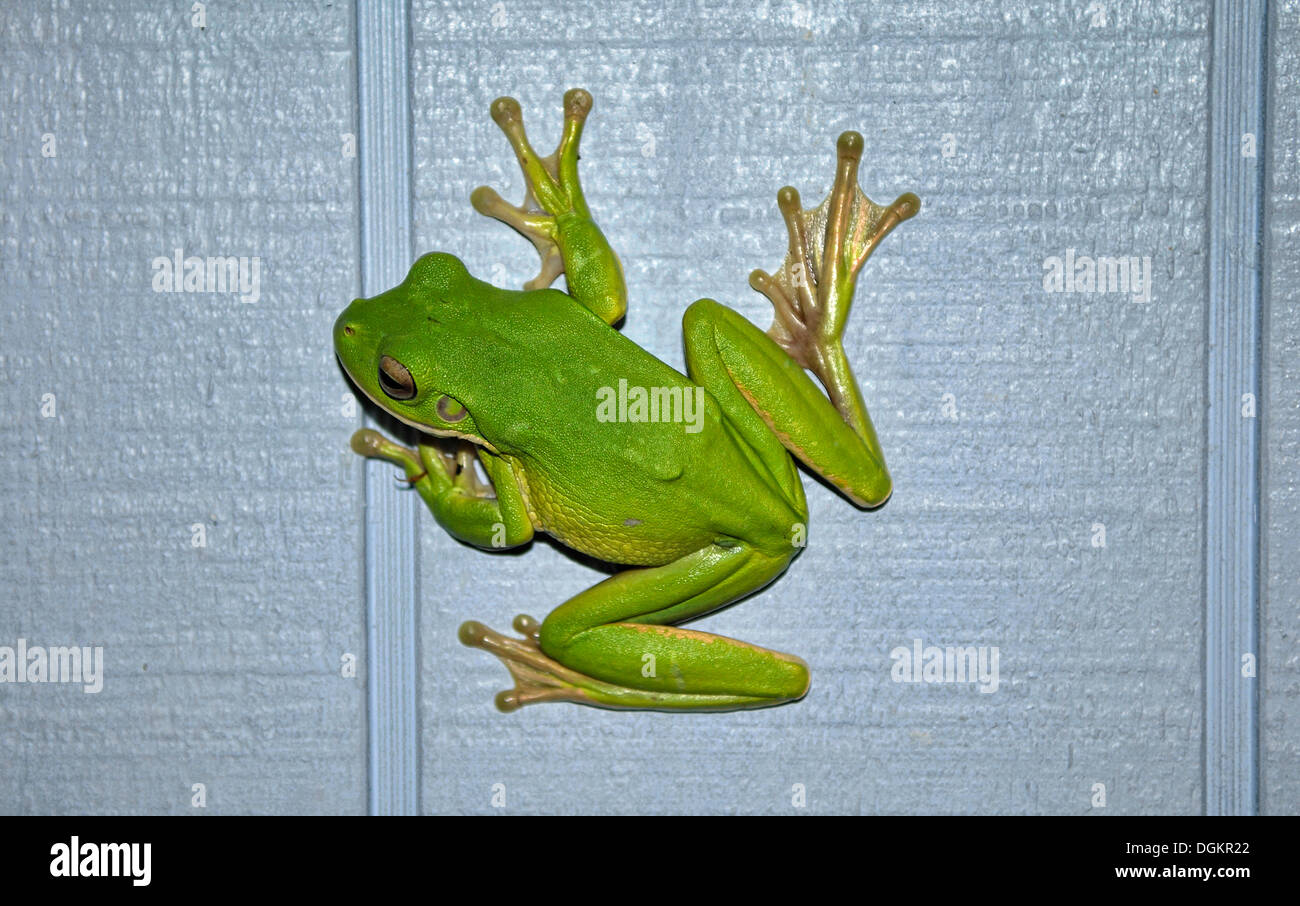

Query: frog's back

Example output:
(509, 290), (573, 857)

(463, 287), (799, 565)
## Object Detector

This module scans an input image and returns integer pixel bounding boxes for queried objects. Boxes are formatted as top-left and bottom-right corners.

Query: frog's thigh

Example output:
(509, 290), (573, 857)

(538, 544), (808, 700)
(683, 297), (890, 508)
(683, 298), (801, 506)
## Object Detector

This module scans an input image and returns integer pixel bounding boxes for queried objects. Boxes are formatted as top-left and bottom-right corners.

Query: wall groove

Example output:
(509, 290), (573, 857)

(356, 0), (419, 816)
(1204, 0), (1265, 817)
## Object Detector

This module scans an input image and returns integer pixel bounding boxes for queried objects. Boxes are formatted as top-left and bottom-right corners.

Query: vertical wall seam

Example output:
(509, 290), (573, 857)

(356, 0), (419, 816)
(1204, 0), (1265, 817)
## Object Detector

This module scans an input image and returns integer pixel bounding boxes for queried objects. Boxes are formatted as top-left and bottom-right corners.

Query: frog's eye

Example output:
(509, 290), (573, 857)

(378, 355), (416, 401)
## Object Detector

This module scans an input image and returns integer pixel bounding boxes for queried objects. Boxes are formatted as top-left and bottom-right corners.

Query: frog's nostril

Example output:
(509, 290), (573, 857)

(343, 324), (355, 336)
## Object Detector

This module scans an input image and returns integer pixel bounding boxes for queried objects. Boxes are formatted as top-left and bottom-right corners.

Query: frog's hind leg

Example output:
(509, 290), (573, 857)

(459, 544), (808, 711)
(750, 132), (919, 433)
(693, 131), (919, 509)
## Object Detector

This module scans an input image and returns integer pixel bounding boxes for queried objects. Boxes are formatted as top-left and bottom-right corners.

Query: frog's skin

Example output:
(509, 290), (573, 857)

(334, 89), (918, 711)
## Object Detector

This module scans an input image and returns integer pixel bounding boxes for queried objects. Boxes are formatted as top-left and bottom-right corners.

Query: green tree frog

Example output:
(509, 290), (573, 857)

(334, 90), (918, 712)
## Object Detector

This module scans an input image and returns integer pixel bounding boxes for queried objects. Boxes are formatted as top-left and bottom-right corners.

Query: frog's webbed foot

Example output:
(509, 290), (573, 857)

(470, 89), (594, 291)
(749, 132), (919, 421)
(459, 616), (605, 712)
(350, 429), (494, 499)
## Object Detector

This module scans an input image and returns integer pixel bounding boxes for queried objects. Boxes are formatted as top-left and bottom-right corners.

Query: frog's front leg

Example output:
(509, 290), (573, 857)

(350, 429), (533, 551)
(470, 89), (628, 325)
(459, 543), (809, 711)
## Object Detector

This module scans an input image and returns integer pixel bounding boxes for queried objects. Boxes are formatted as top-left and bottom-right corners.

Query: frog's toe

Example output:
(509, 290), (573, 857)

(494, 686), (578, 712)
(349, 428), (390, 458)
(349, 428), (425, 473)
(494, 689), (522, 713)
(489, 95), (524, 131)
(563, 87), (593, 121)
(458, 620), (490, 646)
(512, 613), (542, 641)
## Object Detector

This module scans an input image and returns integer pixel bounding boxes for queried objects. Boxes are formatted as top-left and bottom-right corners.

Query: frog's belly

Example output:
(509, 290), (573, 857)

(518, 467), (717, 567)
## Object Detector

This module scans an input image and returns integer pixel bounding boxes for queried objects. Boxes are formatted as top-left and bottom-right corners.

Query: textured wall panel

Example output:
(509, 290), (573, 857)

(0, 1), (366, 814)
(4, 0), (1289, 817)
(411, 0), (1208, 814)
(1264, 0), (1300, 817)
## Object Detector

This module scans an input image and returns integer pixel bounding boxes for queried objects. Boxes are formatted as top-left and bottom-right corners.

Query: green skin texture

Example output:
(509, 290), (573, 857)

(334, 90), (918, 711)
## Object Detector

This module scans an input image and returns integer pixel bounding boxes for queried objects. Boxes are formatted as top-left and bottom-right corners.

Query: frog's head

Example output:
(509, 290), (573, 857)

(334, 252), (489, 445)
